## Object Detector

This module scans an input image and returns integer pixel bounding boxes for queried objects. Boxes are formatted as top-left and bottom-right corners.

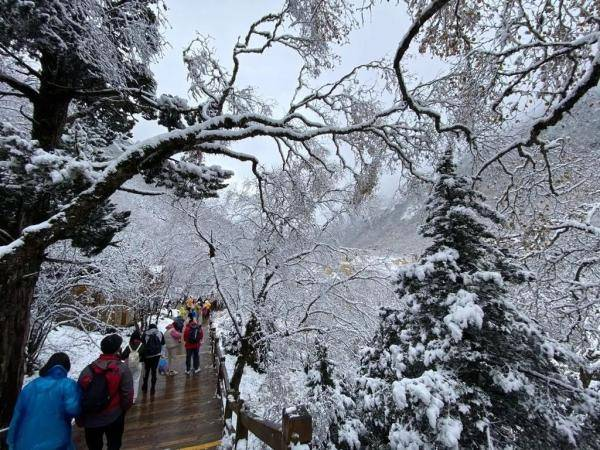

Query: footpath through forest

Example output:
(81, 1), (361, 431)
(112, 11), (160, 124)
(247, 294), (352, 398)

(73, 323), (223, 450)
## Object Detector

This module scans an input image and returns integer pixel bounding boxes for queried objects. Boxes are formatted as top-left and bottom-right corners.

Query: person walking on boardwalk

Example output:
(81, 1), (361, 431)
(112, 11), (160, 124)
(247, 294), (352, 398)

(183, 317), (203, 375)
(201, 299), (212, 322)
(8, 352), (80, 450)
(164, 322), (182, 376)
(141, 324), (164, 394)
(78, 334), (133, 450)
(120, 330), (143, 403)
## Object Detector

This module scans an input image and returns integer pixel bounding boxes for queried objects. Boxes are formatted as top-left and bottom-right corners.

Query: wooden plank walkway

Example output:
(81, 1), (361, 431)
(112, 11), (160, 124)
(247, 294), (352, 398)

(74, 324), (223, 449)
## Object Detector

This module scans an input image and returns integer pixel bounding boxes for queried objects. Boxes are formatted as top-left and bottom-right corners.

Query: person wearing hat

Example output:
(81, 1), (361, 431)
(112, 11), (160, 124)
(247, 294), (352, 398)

(7, 352), (81, 450)
(77, 334), (133, 450)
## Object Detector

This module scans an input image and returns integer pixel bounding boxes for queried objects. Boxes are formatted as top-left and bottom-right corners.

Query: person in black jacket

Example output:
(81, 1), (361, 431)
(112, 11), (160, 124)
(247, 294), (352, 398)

(140, 324), (165, 395)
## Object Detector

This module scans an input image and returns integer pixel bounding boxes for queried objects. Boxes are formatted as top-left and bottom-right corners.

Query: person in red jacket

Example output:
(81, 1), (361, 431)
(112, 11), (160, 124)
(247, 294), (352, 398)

(183, 317), (203, 375)
(78, 334), (133, 450)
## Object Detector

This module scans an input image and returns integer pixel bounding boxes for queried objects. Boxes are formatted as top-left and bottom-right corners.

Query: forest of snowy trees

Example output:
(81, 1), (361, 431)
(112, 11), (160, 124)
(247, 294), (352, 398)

(1, 0), (600, 448)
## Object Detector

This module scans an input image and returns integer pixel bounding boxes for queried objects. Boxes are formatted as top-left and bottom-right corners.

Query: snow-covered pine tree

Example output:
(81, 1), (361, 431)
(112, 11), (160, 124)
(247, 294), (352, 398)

(355, 149), (600, 448)
(305, 339), (363, 449)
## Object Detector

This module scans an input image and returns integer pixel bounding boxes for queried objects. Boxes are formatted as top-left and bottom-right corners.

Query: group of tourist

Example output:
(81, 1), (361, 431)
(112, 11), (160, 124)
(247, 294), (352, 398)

(179, 295), (213, 323)
(6, 306), (208, 450)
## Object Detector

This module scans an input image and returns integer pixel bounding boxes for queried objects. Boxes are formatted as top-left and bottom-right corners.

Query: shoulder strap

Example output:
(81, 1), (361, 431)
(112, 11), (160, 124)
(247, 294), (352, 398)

(134, 342), (142, 351)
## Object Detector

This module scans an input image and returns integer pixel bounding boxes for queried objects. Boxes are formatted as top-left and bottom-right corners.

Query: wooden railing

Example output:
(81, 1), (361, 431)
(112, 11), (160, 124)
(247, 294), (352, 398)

(209, 322), (312, 449)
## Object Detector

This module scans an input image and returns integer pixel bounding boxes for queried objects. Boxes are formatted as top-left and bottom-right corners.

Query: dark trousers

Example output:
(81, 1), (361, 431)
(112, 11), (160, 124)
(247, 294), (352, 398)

(84, 414), (125, 450)
(186, 348), (199, 371)
(143, 355), (160, 389)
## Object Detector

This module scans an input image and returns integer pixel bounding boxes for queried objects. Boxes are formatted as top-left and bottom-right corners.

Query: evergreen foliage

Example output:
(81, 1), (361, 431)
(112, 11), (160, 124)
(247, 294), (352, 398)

(0, 0), (232, 251)
(304, 339), (363, 449)
(0, 122), (129, 253)
(355, 149), (600, 449)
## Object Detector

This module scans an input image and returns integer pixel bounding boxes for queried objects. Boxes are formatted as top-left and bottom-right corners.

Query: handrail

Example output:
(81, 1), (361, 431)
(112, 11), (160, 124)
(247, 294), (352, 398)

(208, 321), (312, 449)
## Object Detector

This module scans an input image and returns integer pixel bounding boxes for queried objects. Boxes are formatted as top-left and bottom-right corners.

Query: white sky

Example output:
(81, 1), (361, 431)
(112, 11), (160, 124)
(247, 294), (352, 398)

(132, 0), (444, 198)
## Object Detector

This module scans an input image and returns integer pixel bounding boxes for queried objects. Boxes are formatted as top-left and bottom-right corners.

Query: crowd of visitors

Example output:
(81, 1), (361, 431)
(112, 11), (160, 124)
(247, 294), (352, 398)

(6, 297), (213, 450)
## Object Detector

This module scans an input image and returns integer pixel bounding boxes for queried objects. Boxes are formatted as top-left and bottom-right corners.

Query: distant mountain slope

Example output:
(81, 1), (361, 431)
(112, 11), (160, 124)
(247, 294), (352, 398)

(337, 192), (428, 255)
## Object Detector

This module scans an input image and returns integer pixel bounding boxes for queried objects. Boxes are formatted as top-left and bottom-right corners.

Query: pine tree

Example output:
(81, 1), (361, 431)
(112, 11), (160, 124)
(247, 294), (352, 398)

(305, 339), (363, 449)
(355, 149), (600, 449)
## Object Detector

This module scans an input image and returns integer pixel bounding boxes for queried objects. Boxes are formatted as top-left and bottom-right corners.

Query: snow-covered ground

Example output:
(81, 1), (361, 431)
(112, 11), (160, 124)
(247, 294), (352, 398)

(26, 326), (105, 385)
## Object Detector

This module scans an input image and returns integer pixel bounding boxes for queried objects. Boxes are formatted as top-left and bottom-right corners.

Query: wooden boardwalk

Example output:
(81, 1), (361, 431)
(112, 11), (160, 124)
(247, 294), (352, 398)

(74, 324), (223, 449)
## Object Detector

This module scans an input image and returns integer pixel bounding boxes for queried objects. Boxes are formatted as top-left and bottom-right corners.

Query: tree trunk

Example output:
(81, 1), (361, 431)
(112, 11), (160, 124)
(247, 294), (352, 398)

(0, 246), (44, 430)
(230, 350), (247, 395)
(230, 314), (262, 392)
(31, 85), (71, 150)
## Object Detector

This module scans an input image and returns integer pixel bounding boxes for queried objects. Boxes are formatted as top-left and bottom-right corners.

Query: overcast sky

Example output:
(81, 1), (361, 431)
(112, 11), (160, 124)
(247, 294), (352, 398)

(132, 0), (443, 199)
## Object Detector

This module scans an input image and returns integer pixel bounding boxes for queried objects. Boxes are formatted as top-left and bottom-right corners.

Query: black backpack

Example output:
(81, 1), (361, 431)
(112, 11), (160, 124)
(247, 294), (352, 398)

(144, 332), (162, 356)
(81, 364), (111, 413)
(188, 324), (201, 344)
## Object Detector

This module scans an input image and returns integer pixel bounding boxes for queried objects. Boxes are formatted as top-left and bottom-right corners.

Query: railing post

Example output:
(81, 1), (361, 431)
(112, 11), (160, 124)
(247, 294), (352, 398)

(225, 388), (237, 422)
(234, 398), (248, 445)
(216, 356), (225, 399)
(282, 405), (312, 448)
(210, 322), (217, 367)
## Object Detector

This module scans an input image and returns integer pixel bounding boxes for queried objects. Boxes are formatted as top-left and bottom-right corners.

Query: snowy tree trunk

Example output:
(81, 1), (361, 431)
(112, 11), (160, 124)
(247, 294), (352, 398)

(0, 246), (44, 429)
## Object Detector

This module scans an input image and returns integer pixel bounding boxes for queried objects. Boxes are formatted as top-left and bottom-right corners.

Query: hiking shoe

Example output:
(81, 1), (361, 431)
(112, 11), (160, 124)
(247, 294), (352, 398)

(185, 370), (191, 375)
(170, 370), (179, 376)
(194, 368), (201, 374)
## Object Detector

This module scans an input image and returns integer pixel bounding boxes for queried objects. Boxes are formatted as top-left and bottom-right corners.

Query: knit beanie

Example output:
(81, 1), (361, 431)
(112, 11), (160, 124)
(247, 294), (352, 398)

(101, 334), (123, 354)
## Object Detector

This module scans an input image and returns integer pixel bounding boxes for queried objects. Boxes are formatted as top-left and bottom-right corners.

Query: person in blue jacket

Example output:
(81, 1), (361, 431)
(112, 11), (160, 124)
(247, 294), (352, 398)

(7, 352), (81, 450)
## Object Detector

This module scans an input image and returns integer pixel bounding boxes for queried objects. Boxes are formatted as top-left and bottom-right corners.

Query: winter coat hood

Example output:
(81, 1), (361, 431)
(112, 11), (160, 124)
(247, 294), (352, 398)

(94, 353), (122, 369)
(145, 327), (161, 337)
(43, 364), (68, 379)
